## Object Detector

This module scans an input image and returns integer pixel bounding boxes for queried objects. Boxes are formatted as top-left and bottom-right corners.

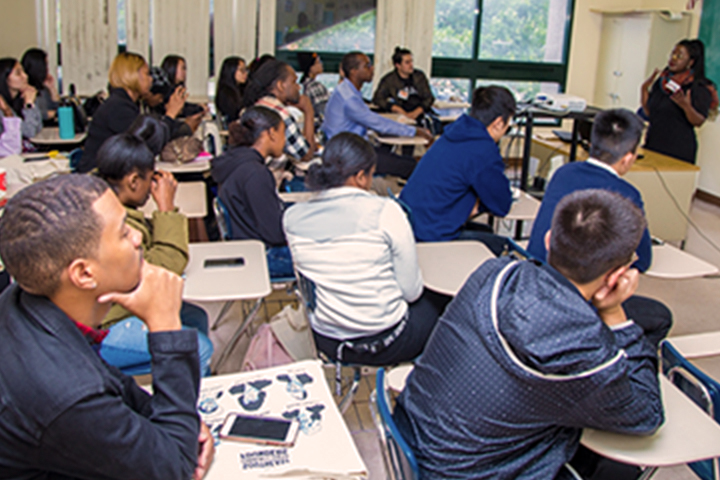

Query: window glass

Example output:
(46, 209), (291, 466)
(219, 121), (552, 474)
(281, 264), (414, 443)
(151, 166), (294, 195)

(432, 0), (476, 59)
(475, 80), (560, 103)
(478, 0), (569, 62)
(431, 78), (472, 103)
(277, 0), (376, 53)
(301, 73), (372, 99)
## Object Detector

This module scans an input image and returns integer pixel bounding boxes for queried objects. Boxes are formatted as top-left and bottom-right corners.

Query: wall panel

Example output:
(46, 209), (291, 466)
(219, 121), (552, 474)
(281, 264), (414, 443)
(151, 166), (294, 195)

(60, 0), (118, 95)
(152, 0), (211, 96)
(214, 0), (258, 77)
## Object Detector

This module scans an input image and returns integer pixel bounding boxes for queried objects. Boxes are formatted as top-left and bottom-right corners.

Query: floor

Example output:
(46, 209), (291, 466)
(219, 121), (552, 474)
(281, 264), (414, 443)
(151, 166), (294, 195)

(196, 197), (720, 480)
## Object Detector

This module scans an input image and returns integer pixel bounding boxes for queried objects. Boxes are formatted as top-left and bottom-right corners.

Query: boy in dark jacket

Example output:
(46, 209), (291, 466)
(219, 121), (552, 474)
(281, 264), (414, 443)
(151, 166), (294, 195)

(396, 189), (663, 480)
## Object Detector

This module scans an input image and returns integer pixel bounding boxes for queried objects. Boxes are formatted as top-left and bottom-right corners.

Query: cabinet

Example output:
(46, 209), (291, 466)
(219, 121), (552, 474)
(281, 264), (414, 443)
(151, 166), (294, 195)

(593, 10), (692, 110)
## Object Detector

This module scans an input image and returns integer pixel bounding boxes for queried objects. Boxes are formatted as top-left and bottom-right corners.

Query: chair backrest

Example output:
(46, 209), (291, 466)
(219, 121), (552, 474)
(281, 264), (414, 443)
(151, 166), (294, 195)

(661, 340), (720, 480)
(294, 269), (318, 313)
(213, 196), (232, 241)
(202, 120), (223, 157)
(371, 368), (420, 480)
(387, 187), (413, 225)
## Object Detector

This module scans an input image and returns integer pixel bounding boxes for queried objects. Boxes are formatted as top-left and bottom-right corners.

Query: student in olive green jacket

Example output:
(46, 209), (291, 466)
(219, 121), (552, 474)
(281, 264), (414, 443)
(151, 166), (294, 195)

(96, 128), (213, 375)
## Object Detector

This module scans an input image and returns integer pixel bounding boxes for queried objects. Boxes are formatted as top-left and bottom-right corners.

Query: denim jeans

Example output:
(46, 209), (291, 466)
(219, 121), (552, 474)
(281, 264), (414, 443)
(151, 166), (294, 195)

(267, 246), (294, 280)
(100, 302), (214, 376)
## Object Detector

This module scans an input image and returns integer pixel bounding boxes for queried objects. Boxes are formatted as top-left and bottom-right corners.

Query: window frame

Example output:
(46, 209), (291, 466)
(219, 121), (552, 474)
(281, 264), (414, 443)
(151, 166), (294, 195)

(276, 0), (576, 97)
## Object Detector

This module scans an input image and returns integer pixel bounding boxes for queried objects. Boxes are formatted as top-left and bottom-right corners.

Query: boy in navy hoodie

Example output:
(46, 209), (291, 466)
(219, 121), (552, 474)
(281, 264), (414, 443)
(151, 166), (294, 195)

(399, 86), (514, 252)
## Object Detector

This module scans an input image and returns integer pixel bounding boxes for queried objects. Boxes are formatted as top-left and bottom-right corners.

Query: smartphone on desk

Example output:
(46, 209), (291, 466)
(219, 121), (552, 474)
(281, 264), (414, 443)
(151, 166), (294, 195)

(219, 413), (299, 447)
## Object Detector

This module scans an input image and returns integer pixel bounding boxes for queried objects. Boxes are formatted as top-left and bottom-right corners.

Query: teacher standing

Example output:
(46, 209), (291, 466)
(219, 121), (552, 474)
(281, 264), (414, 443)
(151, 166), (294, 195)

(641, 39), (718, 164)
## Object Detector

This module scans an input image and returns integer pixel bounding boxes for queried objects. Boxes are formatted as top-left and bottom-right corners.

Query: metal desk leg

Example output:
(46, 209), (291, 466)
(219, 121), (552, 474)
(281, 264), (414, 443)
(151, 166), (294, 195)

(212, 298), (263, 374)
(637, 467), (658, 480)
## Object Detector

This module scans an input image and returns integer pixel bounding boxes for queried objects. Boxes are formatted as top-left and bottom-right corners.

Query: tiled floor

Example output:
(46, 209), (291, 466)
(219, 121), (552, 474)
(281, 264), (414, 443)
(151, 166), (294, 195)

(199, 197), (720, 479)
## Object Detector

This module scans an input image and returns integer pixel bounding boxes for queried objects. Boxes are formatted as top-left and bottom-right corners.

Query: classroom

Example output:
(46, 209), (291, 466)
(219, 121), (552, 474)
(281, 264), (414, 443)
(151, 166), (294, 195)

(1, 0), (720, 478)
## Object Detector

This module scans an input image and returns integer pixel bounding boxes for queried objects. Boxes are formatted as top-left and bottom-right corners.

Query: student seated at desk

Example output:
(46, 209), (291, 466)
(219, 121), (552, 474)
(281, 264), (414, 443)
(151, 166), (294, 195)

(96, 131), (213, 376)
(0, 175), (214, 479)
(527, 108), (672, 348)
(211, 106), (294, 279)
(0, 57), (42, 140)
(322, 52), (433, 180)
(160, 54), (207, 120)
(283, 133), (450, 365)
(399, 85), (514, 254)
(215, 56), (248, 125)
(396, 189), (663, 480)
(21, 48), (60, 123)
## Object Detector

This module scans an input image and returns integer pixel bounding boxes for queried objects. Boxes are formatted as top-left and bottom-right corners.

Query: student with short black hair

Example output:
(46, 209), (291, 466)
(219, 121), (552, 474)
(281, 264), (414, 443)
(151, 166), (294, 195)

(399, 85), (514, 252)
(0, 174), (214, 479)
(397, 189), (663, 480)
(283, 132), (450, 365)
(0, 57), (42, 139)
(21, 48), (60, 121)
(527, 108), (671, 348)
(211, 106), (293, 279)
(96, 128), (213, 375)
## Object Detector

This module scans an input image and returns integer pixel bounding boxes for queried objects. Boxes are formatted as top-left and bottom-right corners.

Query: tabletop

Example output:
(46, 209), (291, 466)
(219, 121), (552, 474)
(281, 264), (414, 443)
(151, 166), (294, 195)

(139, 181), (207, 219)
(156, 155), (212, 174)
(30, 127), (86, 145)
(183, 240), (271, 302)
(505, 190), (541, 221)
(378, 113), (416, 125)
(581, 375), (720, 468)
(416, 241), (495, 296)
(645, 243), (719, 279)
(279, 191), (317, 204)
(201, 360), (368, 479)
(375, 135), (429, 146)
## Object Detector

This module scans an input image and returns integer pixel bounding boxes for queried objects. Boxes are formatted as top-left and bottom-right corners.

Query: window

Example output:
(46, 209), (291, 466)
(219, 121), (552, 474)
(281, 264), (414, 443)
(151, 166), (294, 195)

(275, 0), (377, 84)
(431, 0), (574, 102)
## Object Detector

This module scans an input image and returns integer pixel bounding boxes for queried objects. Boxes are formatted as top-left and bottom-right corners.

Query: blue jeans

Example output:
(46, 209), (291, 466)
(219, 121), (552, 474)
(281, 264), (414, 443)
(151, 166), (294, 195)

(267, 246), (294, 280)
(100, 302), (214, 376)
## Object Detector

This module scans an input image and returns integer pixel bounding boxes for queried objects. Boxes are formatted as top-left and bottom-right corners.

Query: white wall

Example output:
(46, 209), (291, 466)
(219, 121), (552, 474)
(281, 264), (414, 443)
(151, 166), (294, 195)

(0, 1), (40, 59)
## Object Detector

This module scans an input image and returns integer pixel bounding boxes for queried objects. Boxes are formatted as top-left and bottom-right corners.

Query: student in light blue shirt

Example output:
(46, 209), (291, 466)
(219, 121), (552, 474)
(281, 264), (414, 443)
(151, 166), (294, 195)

(322, 52), (432, 179)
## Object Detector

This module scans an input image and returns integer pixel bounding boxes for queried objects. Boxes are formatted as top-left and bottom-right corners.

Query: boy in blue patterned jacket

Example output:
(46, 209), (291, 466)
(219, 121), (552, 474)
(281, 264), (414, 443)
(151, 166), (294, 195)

(396, 189), (663, 480)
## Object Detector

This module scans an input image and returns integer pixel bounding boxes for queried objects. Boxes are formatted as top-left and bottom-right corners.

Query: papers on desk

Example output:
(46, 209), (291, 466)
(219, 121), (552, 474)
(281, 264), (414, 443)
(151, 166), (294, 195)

(201, 360), (367, 479)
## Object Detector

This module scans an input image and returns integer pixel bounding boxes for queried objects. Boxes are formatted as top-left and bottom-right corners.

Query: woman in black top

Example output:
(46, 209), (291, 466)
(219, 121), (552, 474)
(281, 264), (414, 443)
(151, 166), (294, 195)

(215, 56), (248, 126)
(641, 39), (718, 164)
(210, 106), (292, 279)
(79, 52), (152, 173)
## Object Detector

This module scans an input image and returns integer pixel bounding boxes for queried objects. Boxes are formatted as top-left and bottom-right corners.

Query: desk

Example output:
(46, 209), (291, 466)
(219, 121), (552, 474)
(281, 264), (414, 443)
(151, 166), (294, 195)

(0, 154), (70, 198)
(387, 365), (414, 392)
(30, 127), (86, 147)
(645, 243), (719, 279)
(184, 240), (271, 371)
(156, 156), (212, 174)
(139, 181), (207, 218)
(532, 137), (700, 242)
(379, 113), (415, 125)
(434, 100), (470, 110)
(375, 136), (429, 146)
(581, 375), (720, 476)
(416, 241), (495, 296)
(279, 191), (316, 204)
(201, 360), (367, 479)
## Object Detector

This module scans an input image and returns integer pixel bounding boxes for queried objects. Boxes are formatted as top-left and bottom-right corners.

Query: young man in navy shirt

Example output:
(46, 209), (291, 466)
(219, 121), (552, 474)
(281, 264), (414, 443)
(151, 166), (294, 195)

(528, 108), (671, 347)
(399, 86), (514, 254)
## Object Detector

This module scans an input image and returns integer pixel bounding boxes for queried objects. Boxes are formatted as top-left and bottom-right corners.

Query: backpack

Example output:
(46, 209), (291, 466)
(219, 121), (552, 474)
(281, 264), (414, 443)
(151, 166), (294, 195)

(241, 304), (317, 371)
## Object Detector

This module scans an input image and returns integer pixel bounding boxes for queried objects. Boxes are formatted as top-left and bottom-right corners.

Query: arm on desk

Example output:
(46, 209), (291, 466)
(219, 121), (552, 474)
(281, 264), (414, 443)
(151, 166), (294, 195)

(345, 94), (416, 138)
(471, 155), (512, 217)
(565, 322), (663, 435)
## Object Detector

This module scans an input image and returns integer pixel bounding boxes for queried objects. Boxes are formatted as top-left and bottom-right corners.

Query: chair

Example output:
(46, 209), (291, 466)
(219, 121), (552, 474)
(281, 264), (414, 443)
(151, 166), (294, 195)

(387, 187), (413, 225)
(369, 368), (420, 480)
(213, 197), (232, 241)
(294, 269), (365, 414)
(661, 339), (720, 479)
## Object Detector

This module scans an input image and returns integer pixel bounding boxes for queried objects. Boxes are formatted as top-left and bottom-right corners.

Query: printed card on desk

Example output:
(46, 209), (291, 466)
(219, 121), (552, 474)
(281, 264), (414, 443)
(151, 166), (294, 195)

(199, 360), (368, 479)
